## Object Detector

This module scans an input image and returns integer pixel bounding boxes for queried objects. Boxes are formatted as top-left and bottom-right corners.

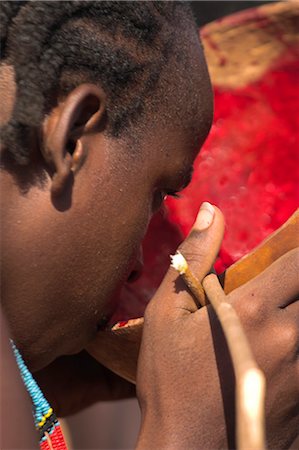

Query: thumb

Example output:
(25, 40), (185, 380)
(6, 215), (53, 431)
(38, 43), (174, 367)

(152, 202), (225, 314)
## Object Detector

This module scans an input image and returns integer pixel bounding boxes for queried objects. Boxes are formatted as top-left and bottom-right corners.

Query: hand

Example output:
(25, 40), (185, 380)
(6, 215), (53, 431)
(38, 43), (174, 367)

(136, 203), (299, 449)
(229, 249), (299, 450)
(34, 350), (135, 417)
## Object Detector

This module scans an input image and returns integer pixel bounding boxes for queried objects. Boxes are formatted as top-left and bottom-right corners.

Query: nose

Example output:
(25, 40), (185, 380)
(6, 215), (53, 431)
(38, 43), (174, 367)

(127, 246), (144, 283)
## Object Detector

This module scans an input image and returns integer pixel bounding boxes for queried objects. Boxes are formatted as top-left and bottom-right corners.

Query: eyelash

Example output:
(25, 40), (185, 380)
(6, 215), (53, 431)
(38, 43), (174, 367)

(169, 192), (181, 199)
(163, 191), (181, 200)
(153, 189), (181, 212)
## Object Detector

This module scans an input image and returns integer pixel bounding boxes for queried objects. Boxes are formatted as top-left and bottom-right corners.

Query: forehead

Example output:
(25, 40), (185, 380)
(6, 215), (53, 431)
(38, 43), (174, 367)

(138, 37), (213, 179)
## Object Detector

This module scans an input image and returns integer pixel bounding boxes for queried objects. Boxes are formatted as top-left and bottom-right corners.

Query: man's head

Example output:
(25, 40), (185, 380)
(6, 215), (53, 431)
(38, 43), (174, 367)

(0, 1), (213, 371)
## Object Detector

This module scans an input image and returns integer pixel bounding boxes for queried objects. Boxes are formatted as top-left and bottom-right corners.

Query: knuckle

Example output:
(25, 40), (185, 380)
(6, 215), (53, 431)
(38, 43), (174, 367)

(279, 322), (298, 352)
(232, 292), (265, 327)
(177, 227), (209, 262)
(178, 247), (205, 266)
(178, 235), (203, 256)
(177, 243), (207, 275)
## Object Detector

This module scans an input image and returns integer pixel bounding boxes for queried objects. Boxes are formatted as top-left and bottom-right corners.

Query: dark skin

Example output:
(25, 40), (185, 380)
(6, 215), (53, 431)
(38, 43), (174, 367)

(137, 208), (299, 449)
(1, 27), (298, 449)
(0, 312), (38, 449)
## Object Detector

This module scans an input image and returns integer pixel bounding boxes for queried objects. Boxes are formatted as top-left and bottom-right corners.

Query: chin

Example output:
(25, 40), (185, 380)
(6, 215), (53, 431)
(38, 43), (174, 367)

(22, 347), (55, 373)
(25, 328), (86, 372)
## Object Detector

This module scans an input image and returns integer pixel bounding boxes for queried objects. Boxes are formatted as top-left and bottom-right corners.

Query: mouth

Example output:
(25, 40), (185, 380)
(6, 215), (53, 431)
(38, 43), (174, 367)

(102, 208), (184, 327)
(93, 276), (157, 333)
(96, 316), (110, 331)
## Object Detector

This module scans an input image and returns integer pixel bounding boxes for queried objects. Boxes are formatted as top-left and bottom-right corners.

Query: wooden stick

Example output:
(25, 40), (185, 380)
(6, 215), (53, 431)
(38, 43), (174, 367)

(203, 274), (266, 450)
(170, 251), (207, 306)
(171, 252), (266, 450)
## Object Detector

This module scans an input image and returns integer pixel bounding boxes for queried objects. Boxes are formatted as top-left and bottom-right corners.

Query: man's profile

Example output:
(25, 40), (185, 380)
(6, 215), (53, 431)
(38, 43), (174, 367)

(1, 2), (298, 449)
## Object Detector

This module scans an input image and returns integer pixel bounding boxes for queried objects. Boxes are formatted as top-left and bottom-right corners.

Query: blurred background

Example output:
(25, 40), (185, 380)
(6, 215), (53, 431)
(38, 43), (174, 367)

(191, 0), (276, 25)
(65, 2), (282, 449)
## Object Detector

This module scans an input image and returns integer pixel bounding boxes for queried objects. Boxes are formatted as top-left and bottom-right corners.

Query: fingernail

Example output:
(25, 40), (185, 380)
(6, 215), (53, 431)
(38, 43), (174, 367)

(195, 202), (215, 231)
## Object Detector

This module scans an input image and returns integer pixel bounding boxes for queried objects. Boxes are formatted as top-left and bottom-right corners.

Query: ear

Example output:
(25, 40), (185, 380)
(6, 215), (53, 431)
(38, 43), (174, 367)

(42, 84), (106, 196)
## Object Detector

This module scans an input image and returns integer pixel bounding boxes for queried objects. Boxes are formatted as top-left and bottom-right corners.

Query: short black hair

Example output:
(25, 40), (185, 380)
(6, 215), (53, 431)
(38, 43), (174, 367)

(0, 1), (196, 165)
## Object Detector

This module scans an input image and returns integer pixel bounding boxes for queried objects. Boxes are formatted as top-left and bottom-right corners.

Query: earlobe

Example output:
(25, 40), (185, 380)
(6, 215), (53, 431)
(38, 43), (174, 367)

(41, 84), (106, 197)
(50, 152), (73, 196)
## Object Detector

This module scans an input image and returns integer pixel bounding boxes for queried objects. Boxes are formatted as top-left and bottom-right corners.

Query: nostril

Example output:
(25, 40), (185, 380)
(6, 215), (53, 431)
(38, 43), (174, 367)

(127, 255), (144, 283)
(127, 270), (141, 283)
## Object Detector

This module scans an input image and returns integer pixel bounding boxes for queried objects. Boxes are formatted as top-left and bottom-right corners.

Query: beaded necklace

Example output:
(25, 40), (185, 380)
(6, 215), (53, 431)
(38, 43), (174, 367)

(11, 341), (68, 450)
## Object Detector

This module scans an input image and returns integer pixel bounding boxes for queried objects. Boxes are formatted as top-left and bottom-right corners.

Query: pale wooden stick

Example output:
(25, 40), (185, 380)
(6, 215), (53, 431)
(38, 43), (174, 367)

(171, 252), (266, 450)
(203, 274), (266, 450)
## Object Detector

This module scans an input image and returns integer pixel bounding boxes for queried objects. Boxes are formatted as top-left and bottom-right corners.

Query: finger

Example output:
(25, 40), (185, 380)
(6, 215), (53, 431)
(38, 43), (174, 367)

(231, 248), (299, 312)
(150, 202), (225, 314)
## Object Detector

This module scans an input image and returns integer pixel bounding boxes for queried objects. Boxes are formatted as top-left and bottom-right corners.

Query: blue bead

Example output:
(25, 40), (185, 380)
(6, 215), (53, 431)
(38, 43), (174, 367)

(10, 341), (52, 425)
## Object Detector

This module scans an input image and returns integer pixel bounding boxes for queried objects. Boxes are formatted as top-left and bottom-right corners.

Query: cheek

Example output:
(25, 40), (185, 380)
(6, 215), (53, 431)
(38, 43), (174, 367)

(72, 197), (151, 323)
(75, 187), (151, 290)
(70, 163), (153, 312)
(102, 194), (151, 262)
